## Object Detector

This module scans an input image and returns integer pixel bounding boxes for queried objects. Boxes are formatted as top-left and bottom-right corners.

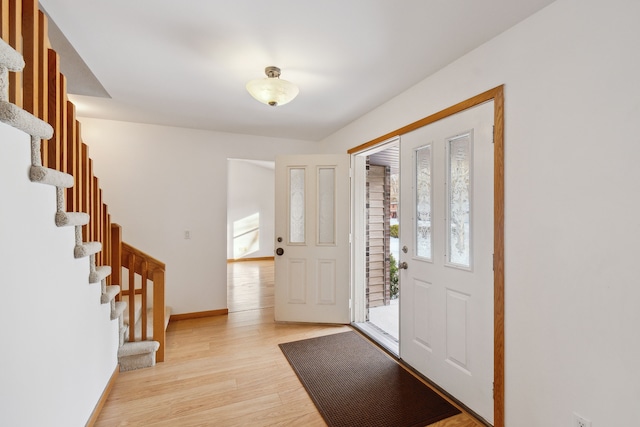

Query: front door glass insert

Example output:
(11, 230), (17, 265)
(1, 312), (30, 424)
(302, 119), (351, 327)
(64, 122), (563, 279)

(415, 144), (433, 260)
(317, 167), (336, 245)
(289, 167), (305, 244)
(446, 133), (472, 268)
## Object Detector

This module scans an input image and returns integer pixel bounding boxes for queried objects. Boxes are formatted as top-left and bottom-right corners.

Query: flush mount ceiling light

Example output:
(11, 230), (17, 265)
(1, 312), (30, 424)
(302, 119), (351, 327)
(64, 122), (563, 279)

(246, 66), (299, 107)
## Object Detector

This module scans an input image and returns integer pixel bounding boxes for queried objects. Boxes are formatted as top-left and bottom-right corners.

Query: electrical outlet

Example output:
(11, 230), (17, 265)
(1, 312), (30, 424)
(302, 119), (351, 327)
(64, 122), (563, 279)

(573, 413), (591, 427)
(184, 230), (191, 239)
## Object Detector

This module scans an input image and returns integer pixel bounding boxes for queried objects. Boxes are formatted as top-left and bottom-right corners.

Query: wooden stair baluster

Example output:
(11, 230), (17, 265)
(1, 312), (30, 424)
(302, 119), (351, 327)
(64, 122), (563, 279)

(128, 253), (136, 342)
(141, 260), (148, 341)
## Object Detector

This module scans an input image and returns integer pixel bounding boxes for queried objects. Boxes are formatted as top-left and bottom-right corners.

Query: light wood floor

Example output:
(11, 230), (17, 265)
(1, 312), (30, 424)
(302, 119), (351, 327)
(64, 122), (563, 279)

(95, 260), (484, 426)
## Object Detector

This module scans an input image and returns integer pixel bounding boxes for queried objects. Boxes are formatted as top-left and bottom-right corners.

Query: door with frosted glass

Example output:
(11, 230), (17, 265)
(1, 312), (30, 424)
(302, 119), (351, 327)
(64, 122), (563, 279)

(274, 155), (350, 323)
(399, 101), (494, 422)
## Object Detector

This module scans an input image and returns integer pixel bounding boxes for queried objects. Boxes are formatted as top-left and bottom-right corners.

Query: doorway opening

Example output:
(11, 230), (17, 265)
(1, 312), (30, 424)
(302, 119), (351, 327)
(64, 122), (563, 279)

(226, 158), (276, 313)
(352, 140), (400, 355)
(347, 86), (504, 425)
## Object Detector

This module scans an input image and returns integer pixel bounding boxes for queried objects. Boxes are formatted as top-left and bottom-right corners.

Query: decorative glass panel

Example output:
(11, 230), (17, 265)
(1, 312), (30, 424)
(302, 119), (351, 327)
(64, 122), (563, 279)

(289, 168), (305, 243)
(415, 145), (432, 259)
(447, 133), (472, 268)
(318, 167), (336, 244)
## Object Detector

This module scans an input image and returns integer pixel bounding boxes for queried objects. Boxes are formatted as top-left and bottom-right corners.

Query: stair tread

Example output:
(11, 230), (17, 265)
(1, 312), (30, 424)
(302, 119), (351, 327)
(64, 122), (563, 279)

(0, 100), (53, 139)
(55, 211), (89, 227)
(0, 40), (25, 71)
(118, 340), (160, 357)
(75, 241), (102, 258)
(90, 265), (112, 284)
(101, 285), (120, 304)
(112, 301), (127, 320)
(29, 165), (74, 188)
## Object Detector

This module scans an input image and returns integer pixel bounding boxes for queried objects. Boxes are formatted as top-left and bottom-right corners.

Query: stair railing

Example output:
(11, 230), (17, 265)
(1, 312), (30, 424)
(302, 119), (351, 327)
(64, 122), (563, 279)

(111, 224), (166, 362)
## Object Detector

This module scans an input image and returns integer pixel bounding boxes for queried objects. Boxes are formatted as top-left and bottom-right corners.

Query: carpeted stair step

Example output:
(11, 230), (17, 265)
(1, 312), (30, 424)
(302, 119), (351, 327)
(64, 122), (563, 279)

(89, 265), (111, 284)
(0, 37), (25, 71)
(74, 241), (102, 258)
(101, 285), (120, 304)
(118, 340), (160, 372)
(111, 301), (127, 321)
(55, 211), (89, 227)
(0, 100), (53, 139)
(29, 165), (74, 188)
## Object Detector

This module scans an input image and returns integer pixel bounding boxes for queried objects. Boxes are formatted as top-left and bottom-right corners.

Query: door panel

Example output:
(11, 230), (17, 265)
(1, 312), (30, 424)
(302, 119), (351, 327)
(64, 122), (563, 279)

(399, 101), (494, 422)
(413, 278), (432, 350)
(274, 154), (350, 323)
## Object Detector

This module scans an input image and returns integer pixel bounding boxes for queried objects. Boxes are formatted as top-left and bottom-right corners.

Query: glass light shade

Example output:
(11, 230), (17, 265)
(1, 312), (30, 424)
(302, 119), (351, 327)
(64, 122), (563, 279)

(246, 77), (299, 107)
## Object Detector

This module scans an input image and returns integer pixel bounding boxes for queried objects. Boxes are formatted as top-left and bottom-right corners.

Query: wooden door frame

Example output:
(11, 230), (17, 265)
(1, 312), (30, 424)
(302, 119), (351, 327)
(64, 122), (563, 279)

(347, 86), (505, 427)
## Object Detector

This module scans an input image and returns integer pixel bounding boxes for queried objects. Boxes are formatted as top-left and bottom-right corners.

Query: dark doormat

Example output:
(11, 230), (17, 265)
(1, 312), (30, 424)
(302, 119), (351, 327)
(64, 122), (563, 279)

(279, 331), (460, 427)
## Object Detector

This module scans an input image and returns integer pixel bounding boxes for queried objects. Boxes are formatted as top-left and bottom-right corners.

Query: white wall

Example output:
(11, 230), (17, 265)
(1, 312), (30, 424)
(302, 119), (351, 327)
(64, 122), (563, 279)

(79, 118), (316, 315)
(0, 123), (119, 426)
(320, 0), (640, 425)
(227, 159), (275, 260)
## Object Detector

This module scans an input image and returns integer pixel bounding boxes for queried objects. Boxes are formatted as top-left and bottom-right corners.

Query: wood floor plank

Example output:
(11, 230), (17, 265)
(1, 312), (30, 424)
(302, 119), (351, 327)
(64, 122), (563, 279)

(95, 260), (483, 426)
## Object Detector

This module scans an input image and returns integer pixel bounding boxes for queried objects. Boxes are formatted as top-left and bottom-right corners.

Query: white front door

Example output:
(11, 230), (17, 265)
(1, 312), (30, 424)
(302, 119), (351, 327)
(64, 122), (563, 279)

(274, 154), (351, 323)
(399, 101), (494, 422)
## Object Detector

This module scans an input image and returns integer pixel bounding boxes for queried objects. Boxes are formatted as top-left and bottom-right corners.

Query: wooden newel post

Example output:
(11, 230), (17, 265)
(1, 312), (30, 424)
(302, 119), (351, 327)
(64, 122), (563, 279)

(153, 268), (166, 363)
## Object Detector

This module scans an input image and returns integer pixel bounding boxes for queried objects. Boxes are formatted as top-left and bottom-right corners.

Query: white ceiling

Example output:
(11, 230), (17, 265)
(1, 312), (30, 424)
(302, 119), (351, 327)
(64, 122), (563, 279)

(39, 0), (555, 142)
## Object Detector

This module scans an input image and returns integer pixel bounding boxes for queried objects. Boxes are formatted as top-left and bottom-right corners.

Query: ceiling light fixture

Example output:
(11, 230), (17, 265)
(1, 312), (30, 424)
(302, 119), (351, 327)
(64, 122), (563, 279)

(246, 66), (299, 107)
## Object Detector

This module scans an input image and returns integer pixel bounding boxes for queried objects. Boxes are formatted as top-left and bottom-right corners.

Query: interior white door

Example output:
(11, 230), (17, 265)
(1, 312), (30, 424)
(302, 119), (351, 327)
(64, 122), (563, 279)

(399, 101), (494, 422)
(274, 154), (351, 323)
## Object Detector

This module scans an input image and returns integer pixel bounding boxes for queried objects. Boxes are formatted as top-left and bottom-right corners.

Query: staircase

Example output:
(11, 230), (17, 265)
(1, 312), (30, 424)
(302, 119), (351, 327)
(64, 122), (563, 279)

(0, 37), (162, 371)
(0, 2), (170, 424)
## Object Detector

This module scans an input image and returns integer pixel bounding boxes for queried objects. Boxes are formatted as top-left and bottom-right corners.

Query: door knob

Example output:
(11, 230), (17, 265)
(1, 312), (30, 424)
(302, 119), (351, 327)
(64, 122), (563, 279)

(276, 248), (284, 256)
(399, 261), (408, 269)
(402, 245), (408, 253)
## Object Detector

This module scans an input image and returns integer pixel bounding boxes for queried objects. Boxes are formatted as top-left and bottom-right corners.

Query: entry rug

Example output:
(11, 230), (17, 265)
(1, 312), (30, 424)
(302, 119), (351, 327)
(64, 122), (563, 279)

(279, 331), (460, 427)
